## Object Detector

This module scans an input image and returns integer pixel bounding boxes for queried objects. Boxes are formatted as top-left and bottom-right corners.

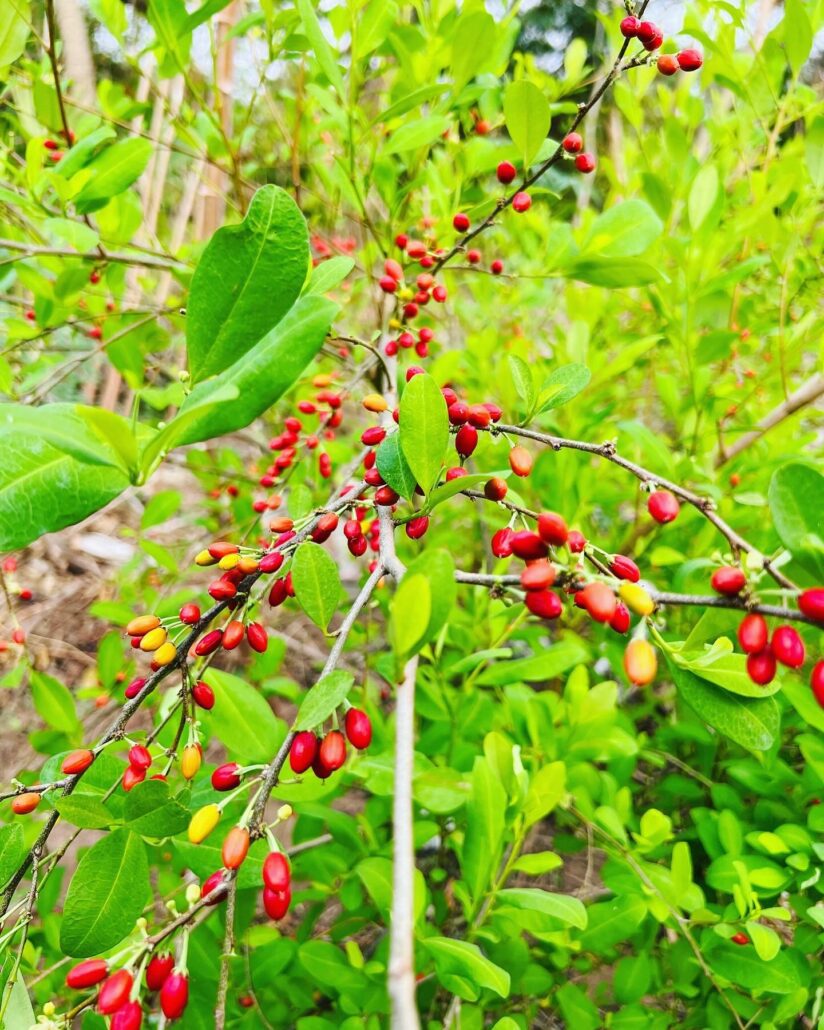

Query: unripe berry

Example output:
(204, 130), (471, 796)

(738, 613), (768, 654)
(181, 744), (201, 780)
(618, 582), (655, 617)
(66, 959), (108, 989)
(345, 708), (372, 749)
(648, 489), (680, 524)
(160, 972), (189, 1020)
(62, 749), (94, 775)
(453, 213), (470, 232)
(497, 161), (517, 184)
(580, 582), (617, 623)
(139, 626), (167, 652)
(146, 953), (174, 991)
(525, 590), (562, 619)
(512, 192), (531, 213)
(610, 555), (640, 582)
(537, 512), (568, 547)
(508, 446), (533, 477)
(771, 626), (804, 668)
(711, 566), (746, 595)
(619, 15), (641, 37)
(98, 970), (133, 1014)
(624, 639), (657, 685)
(126, 614), (161, 637)
(11, 792), (40, 814)
(188, 803), (220, 844)
(562, 132), (583, 153)
(222, 826), (251, 869)
(290, 731), (318, 773)
(677, 48), (703, 71)
(575, 152), (596, 174)
(319, 730), (347, 771)
(657, 54), (679, 76)
(747, 648), (776, 685)
(798, 588), (824, 623)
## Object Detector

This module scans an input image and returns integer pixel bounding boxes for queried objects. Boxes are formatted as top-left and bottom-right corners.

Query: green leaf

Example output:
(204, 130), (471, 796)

(60, 829), (149, 956)
(672, 649), (782, 698)
(497, 888), (587, 929)
(30, 671), (81, 735)
(688, 165), (720, 232)
(403, 548), (456, 648)
(768, 463), (824, 582)
(3, 975), (36, 1030)
(174, 837), (266, 890)
(186, 185), (310, 382)
(0, 0), (31, 68)
(423, 937), (510, 1001)
(784, 0), (813, 77)
(389, 573), (431, 662)
(0, 404), (133, 551)
(399, 372), (449, 495)
(451, 11), (498, 92)
(508, 355), (536, 414)
(556, 983), (600, 1030)
(511, 851), (563, 875)
(291, 541), (342, 631)
(578, 895), (647, 951)
(614, 956), (652, 1004)
(296, 0), (345, 94)
(667, 659), (779, 753)
(295, 670), (354, 731)
(426, 471), (509, 511)
(42, 217), (100, 251)
(353, 0), (398, 59)
(562, 257), (660, 288)
(477, 637), (590, 686)
(146, 0), (192, 73)
(504, 80), (550, 169)
(53, 794), (116, 830)
(706, 941), (800, 994)
(384, 115), (451, 155)
(355, 856), (426, 922)
(536, 364), (591, 414)
(376, 432), (417, 500)
(201, 669), (286, 763)
(745, 921), (782, 962)
(52, 126), (117, 180)
(463, 757), (506, 904)
(73, 138), (153, 213)
(123, 780), (189, 838)
(167, 295), (336, 450)
(523, 761), (566, 827)
(0, 825), (27, 890)
(584, 200), (663, 258)
(306, 255), (354, 294)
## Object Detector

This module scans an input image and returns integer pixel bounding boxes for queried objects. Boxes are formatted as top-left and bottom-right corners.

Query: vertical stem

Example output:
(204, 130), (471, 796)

(214, 878), (237, 1030)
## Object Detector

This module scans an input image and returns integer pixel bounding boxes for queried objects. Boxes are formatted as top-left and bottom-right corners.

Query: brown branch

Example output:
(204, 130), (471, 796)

(0, 238), (186, 270)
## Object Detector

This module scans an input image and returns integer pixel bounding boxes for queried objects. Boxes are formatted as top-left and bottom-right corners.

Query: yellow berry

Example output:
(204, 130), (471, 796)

(312, 373), (332, 388)
(153, 641), (177, 666)
(624, 639), (657, 685)
(188, 803), (220, 843)
(362, 393), (388, 413)
(218, 553), (241, 570)
(139, 626), (167, 652)
(195, 549), (217, 566)
(126, 615), (161, 636)
(618, 582), (655, 617)
(181, 744), (201, 780)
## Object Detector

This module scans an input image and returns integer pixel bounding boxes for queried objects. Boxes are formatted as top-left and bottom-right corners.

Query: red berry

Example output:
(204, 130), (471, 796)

(111, 1000), (143, 1030)
(361, 426), (386, 446)
(453, 213), (470, 232)
(268, 579), (288, 607)
(467, 249), (481, 264)
(609, 603), (631, 634)
(497, 161), (517, 184)
(738, 614), (768, 655)
(731, 932), (750, 945)
(122, 766), (145, 792)
(512, 192), (531, 213)
(811, 661), (824, 708)
(747, 649), (776, 686)
(66, 959), (108, 989)
(537, 512), (568, 547)
(127, 744), (152, 771)
(290, 731), (318, 774)
(345, 708), (372, 750)
(406, 516), (429, 540)
(222, 619), (245, 650)
(263, 886), (292, 920)
(455, 424), (478, 457)
(192, 680), (215, 710)
(525, 590), (562, 619)
(562, 132), (583, 153)
(263, 851), (291, 893)
(379, 275), (398, 293)
(195, 630), (224, 656)
(771, 626), (805, 668)
(201, 869), (226, 904)
(610, 555), (640, 583)
(491, 528), (515, 558)
(567, 530), (586, 553)
(490, 259), (504, 275)
(637, 20), (659, 43)
(61, 749), (94, 774)
(657, 54), (679, 76)
(246, 622), (268, 653)
(432, 284), (447, 302)
(520, 561), (556, 591)
(179, 603), (200, 624)
(575, 152), (596, 174)
(798, 588), (824, 623)
(677, 48), (703, 71)
(384, 257), (403, 281)
(395, 233), (408, 249)
(319, 730), (347, 771)
(222, 826), (251, 870)
(98, 970), (133, 1014)
(508, 446), (533, 477)
(510, 531), (548, 561)
(484, 477), (508, 501)
(643, 29), (664, 51)
(619, 15), (641, 37)
(648, 490), (680, 524)
(445, 467), (468, 482)
(160, 972), (189, 1020)
(211, 763), (241, 791)
(711, 566), (746, 596)
(580, 582), (617, 623)
(146, 953), (175, 991)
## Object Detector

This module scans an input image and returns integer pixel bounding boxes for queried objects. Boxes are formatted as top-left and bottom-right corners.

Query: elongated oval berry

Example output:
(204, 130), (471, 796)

(181, 744), (201, 781)
(269, 579), (288, 607)
(537, 512), (568, 547)
(610, 555), (640, 583)
(12, 792), (41, 814)
(222, 620), (245, 651)
(122, 766), (145, 792)
(406, 516), (429, 540)
(208, 578), (237, 601)
(98, 969), (133, 1014)
(146, 952), (175, 991)
(126, 615), (160, 637)
(491, 528), (515, 558)
(153, 641), (177, 666)
(222, 826), (251, 870)
(259, 550), (285, 573)
(139, 626), (167, 652)
(111, 1000), (143, 1030)
(188, 803), (220, 844)
(160, 972), (189, 1020)
(508, 446), (533, 477)
(66, 958), (108, 989)
(319, 730), (346, 771)
(677, 48), (703, 71)
(510, 531), (548, 561)
(521, 561), (556, 591)
(484, 477), (507, 501)
(618, 582), (655, 617)
(192, 681), (215, 710)
(799, 588), (824, 623)
(263, 886), (292, 920)
(455, 424), (478, 457)
(609, 602), (631, 634)
(290, 731), (318, 774)
(580, 582), (617, 623)
(62, 749), (94, 775)
(127, 744), (152, 771)
(747, 648), (776, 685)
(195, 630), (223, 656)
(263, 851), (291, 893)
(345, 708), (372, 750)
(771, 626), (804, 668)
(711, 566), (746, 595)
(375, 485), (400, 506)
(211, 763), (241, 791)
(738, 613), (768, 654)
(125, 677), (146, 699)
(811, 661), (824, 708)
(525, 590), (562, 620)
(624, 639), (657, 685)
(209, 541), (238, 560)
(247, 622), (268, 653)
(201, 869), (226, 904)
(648, 489), (680, 524)
(178, 603), (200, 624)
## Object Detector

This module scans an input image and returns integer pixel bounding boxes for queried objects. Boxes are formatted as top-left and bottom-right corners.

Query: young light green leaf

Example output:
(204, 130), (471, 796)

(536, 364), (591, 414)
(30, 671), (81, 735)
(296, 0), (345, 94)
(496, 888), (587, 929)
(306, 255), (354, 294)
(73, 138), (153, 214)
(508, 354), (536, 414)
(768, 463), (824, 582)
(399, 372), (449, 495)
(389, 573), (431, 662)
(291, 541), (342, 631)
(0, 0), (31, 68)
(504, 80), (550, 169)
(384, 115), (451, 155)
(296, 670), (354, 731)
(423, 937), (510, 1001)
(523, 761), (566, 827)
(0, 825), (27, 890)
(451, 11), (497, 92)
(583, 200), (663, 258)
(462, 757), (506, 904)
(688, 164), (720, 232)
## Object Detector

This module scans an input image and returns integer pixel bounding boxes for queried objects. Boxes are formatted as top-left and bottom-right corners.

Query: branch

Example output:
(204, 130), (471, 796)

(214, 878), (237, 1030)
(0, 238), (186, 270)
